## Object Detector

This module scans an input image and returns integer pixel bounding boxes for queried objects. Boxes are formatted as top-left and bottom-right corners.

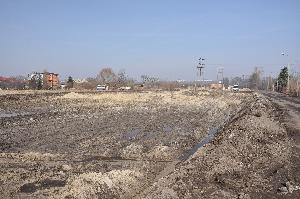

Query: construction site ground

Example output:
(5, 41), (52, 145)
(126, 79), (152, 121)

(0, 90), (299, 198)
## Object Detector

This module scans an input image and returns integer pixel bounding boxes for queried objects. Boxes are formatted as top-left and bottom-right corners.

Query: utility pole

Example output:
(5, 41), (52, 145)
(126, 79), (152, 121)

(197, 57), (205, 87)
(217, 67), (224, 82)
(217, 67), (224, 90)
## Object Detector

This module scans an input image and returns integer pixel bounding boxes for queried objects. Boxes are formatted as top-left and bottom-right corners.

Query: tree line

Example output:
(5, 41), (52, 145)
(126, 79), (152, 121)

(244, 66), (299, 96)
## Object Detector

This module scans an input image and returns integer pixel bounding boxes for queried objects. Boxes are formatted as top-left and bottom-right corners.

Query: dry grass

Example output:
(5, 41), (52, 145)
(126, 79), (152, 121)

(58, 170), (143, 198)
(60, 90), (244, 109)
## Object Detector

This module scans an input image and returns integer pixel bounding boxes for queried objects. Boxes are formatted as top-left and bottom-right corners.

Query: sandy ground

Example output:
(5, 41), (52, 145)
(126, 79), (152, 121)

(0, 90), (299, 198)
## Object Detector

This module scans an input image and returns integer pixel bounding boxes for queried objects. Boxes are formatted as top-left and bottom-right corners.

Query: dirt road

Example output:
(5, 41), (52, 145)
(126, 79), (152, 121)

(262, 92), (300, 198)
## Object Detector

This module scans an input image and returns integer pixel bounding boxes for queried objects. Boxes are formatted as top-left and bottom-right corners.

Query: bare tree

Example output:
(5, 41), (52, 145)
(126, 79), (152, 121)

(223, 77), (230, 88)
(97, 68), (116, 83)
(141, 75), (159, 88)
(42, 70), (50, 89)
(249, 67), (262, 90)
(75, 77), (97, 90)
(117, 69), (127, 86)
(231, 76), (243, 86)
(289, 71), (300, 97)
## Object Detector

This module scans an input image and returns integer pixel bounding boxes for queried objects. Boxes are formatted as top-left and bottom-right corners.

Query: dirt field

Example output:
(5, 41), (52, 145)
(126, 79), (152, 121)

(0, 90), (299, 198)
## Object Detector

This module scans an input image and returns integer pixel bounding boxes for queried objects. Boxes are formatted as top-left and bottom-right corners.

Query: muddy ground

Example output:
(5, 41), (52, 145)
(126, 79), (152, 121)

(0, 90), (299, 198)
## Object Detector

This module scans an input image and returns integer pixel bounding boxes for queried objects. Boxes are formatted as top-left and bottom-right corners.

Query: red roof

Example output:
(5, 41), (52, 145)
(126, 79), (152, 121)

(0, 76), (18, 82)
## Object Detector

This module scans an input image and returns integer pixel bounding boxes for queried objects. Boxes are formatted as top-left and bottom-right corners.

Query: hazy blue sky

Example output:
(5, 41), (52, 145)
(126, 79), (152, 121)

(0, 0), (299, 81)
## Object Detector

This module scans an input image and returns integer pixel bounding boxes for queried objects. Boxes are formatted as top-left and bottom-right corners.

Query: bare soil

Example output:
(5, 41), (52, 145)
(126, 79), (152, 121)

(0, 90), (299, 198)
(140, 93), (300, 199)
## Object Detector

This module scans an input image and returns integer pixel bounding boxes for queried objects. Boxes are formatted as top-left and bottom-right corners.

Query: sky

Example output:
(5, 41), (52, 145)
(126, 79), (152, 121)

(0, 0), (300, 81)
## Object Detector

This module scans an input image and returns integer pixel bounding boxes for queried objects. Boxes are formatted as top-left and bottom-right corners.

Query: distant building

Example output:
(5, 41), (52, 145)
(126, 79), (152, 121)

(209, 83), (224, 90)
(74, 79), (88, 83)
(46, 73), (59, 88)
(0, 76), (26, 89)
(0, 76), (15, 82)
(28, 72), (60, 89)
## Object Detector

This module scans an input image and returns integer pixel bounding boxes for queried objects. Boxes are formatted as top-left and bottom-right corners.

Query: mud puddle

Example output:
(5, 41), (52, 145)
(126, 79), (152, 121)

(20, 179), (66, 193)
(81, 155), (173, 163)
(134, 112), (235, 198)
(0, 112), (31, 118)
(179, 112), (232, 161)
